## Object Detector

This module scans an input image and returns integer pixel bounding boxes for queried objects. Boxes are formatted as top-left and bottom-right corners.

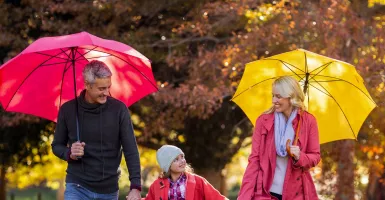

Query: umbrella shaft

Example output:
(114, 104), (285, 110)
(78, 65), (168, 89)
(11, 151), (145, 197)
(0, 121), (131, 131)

(303, 73), (310, 95)
(71, 47), (81, 142)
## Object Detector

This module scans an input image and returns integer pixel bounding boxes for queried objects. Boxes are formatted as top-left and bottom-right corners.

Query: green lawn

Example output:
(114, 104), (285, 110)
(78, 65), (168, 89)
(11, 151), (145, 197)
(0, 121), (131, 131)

(8, 187), (134, 200)
(7, 188), (56, 200)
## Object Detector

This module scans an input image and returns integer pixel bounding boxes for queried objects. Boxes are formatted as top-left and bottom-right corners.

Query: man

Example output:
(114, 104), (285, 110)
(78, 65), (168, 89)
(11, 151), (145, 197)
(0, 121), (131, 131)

(52, 60), (141, 200)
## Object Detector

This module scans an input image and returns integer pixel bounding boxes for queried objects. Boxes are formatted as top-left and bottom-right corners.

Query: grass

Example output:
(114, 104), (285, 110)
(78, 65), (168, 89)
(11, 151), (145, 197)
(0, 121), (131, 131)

(7, 188), (56, 200)
(7, 187), (138, 200)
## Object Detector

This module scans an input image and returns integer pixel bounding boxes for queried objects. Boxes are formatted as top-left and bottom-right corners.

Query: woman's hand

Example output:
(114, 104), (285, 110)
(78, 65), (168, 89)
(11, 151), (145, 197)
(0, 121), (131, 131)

(289, 145), (301, 160)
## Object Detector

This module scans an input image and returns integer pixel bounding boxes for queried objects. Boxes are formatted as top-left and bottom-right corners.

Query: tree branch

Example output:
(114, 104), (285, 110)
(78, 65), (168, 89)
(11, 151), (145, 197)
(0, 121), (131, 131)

(143, 36), (230, 48)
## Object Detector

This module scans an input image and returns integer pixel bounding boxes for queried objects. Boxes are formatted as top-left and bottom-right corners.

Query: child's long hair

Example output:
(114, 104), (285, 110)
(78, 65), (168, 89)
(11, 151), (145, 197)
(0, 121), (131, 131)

(159, 164), (194, 179)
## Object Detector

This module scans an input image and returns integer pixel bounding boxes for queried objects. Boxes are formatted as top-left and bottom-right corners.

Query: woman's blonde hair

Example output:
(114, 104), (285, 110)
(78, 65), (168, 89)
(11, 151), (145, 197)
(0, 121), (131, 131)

(264, 76), (306, 114)
(159, 164), (194, 179)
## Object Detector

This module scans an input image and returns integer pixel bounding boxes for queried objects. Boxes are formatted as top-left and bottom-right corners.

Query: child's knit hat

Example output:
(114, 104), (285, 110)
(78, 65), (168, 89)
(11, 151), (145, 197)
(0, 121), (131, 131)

(156, 145), (184, 173)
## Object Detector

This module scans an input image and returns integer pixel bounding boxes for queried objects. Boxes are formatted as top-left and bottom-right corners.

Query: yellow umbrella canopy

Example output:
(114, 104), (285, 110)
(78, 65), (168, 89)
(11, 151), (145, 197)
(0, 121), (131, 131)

(232, 49), (376, 144)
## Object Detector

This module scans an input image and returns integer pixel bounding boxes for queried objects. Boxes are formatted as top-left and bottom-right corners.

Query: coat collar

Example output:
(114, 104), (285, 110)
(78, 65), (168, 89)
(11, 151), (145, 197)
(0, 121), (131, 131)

(262, 112), (274, 132)
(262, 110), (304, 132)
(157, 172), (196, 200)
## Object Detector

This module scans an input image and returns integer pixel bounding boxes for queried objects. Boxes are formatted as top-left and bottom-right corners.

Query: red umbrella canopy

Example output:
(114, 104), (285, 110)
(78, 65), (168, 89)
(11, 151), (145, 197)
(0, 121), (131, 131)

(0, 31), (158, 122)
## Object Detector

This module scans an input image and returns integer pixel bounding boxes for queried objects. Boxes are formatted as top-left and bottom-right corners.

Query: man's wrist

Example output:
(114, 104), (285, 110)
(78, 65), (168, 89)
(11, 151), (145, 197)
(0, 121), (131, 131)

(130, 184), (142, 191)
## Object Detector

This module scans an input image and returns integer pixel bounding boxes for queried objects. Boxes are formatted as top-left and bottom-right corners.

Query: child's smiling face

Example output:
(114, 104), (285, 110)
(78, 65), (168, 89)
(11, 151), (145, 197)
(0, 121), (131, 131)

(169, 154), (186, 173)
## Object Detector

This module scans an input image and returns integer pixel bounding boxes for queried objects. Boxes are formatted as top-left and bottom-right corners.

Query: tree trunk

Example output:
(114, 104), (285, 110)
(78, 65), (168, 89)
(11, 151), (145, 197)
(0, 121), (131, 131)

(366, 166), (385, 200)
(335, 140), (355, 200)
(195, 168), (227, 196)
(0, 165), (6, 200)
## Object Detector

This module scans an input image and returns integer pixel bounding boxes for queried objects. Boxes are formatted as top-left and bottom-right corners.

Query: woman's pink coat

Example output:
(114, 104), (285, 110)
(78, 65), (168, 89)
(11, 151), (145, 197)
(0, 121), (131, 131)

(238, 111), (320, 200)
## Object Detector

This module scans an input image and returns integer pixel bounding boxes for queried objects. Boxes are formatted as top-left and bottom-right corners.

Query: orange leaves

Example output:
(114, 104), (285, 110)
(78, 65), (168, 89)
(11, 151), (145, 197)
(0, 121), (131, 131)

(361, 146), (384, 155)
(155, 83), (228, 120)
(289, 21), (296, 29)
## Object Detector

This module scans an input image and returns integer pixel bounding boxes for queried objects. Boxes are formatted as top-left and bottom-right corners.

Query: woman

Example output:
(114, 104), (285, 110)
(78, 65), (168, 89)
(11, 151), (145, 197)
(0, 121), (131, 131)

(142, 145), (228, 200)
(238, 76), (320, 200)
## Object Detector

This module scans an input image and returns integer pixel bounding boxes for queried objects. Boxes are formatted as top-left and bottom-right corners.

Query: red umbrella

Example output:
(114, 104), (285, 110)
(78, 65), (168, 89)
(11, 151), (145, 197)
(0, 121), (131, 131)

(0, 31), (157, 124)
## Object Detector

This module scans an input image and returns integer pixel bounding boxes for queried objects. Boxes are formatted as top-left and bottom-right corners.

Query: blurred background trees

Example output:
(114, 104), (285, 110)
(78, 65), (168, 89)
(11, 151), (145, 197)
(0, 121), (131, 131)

(1, 0), (385, 199)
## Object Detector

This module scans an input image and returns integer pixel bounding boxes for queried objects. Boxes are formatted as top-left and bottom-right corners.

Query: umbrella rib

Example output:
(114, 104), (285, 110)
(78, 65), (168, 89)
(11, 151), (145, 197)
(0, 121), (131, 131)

(39, 61), (74, 67)
(75, 48), (91, 63)
(78, 47), (158, 91)
(312, 75), (376, 105)
(63, 60), (86, 73)
(281, 61), (304, 80)
(266, 59), (307, 84)
(75, 46), (99, 60)
(35, 48), (83, 68)
(59, 48), (71, 60)
(231, 77), (276, 100)
(60, 48), (73, 73)
(307, 83), (332, 97)
(4, 50), (68, 110)
(76, 55), (112, 61)
(74, 48), (113, 63)
(308, 62), (334, 80)
(59, 48), (84, 73)
(308, 81), (356, 139)
(72, 48), (105, 73)
(35, 52), (69, 61)
(74, 48), (115, 70)
(231, 74), (306, 100)
(263, 59), (306, 75)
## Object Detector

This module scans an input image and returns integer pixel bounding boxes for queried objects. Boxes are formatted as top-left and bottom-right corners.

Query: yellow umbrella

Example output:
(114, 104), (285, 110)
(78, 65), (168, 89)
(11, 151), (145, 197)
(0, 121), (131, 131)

(231, 49), (376, 144)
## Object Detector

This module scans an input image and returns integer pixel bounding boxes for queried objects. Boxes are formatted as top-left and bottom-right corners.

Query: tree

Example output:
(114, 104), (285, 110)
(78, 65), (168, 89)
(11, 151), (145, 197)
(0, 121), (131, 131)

(229, 1), (385, 199)
(0, 107), (47, 199)
(1, 0), (385, 198)
(0, 0), (254, 193)
(226, 1), (385, 198)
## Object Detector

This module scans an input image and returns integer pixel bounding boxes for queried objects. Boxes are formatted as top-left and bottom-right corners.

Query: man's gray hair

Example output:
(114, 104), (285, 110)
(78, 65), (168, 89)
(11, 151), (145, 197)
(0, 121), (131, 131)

(82, 60), (112, 84)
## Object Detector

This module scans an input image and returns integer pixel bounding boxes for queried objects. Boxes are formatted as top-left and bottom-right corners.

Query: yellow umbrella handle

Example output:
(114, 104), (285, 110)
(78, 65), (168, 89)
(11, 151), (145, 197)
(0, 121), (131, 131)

(286, 139), (294, 157)
(286, 110), (302, 157)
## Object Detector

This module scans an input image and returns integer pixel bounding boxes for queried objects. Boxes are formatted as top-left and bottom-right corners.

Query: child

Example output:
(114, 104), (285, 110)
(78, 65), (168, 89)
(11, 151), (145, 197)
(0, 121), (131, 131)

(142, 145), (228, 200)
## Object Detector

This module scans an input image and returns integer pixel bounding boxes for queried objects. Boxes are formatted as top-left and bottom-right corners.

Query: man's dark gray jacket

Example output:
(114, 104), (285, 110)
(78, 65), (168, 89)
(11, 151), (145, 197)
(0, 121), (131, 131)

(52, 90), (141, 194)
